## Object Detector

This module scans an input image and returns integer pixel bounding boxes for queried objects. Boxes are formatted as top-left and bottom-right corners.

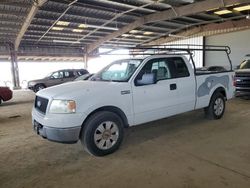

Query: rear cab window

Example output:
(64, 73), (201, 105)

(172, 57), (190, 78)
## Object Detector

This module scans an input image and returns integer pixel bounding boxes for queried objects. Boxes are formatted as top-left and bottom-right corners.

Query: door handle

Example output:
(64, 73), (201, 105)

(170, 83), (177, 90)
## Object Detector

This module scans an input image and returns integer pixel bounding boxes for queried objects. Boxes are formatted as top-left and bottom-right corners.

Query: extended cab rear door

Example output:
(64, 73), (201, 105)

(132, 56), (195, 125)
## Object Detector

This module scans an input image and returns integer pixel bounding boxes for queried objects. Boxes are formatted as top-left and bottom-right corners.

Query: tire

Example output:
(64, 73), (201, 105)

(34, 84), (46, 92)
(81, 111), (124, 156)
(204, 92), (225, 120)
(0, 97), (2, 105)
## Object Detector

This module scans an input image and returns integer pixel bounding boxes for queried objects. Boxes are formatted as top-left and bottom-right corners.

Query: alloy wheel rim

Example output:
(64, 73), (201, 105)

(214, 98), (224, 116)
(94, 121), (119, 150)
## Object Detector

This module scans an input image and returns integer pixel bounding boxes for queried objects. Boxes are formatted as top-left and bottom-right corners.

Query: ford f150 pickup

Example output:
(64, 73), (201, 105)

(32, 46), (235, 156)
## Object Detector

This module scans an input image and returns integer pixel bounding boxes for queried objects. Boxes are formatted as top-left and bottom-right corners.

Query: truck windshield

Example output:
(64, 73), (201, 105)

(239, 60), (250, 69)
(91, 59), (142, 82)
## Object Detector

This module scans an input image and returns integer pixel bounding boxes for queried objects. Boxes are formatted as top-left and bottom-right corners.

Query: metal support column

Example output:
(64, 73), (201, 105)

(84, 47), (88, 70)
(9, 44), (21, 89)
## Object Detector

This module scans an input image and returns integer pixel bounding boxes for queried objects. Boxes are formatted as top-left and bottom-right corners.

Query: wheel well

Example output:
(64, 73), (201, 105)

(213, 87), (226, 100)
(82, 106), (129, 128)
(35, 83), (46, 87)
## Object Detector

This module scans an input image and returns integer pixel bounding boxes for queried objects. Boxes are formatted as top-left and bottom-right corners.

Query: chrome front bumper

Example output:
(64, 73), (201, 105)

(33, 119), (81, 144)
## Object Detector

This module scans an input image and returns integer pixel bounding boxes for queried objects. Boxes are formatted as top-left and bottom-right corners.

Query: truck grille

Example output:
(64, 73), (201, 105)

(235, 72), (250, 88)
(35, 96), (49, 114)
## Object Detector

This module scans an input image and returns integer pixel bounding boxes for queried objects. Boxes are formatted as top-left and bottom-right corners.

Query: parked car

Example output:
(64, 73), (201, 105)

(0, 86), (13, 105)
(28, 69), (88, 92)
(234, 58), (250, 97)
(32, 53), (235, 156)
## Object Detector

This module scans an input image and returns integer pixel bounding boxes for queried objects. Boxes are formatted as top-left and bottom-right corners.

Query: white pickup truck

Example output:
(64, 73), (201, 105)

(32, 49), (235, 156)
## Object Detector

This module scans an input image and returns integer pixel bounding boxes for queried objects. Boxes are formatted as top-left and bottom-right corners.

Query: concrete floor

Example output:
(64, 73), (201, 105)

(0, 90), (250, 188)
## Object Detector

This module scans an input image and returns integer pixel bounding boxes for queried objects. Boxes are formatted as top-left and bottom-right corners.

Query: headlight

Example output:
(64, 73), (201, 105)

(28, 82), (35, 87)
(49, 100), (76, 114)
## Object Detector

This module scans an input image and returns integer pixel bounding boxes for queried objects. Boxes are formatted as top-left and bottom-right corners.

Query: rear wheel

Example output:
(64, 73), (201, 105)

(81, 111), (124, 156)
(34, 84), (45, 92)
(0, 97), (2, 105)
(204, 92), (225, 120)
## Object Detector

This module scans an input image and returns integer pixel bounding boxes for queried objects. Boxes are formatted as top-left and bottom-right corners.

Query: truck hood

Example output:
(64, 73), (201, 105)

(37, 80), (129, 99)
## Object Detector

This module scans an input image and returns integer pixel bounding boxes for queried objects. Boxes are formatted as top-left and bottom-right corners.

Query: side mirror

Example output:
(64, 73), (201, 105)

(136, 73), (156, 86)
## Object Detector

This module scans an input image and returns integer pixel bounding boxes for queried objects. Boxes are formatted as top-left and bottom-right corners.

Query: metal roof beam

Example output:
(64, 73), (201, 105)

(0, 10), (26, 18)
(147, 18), (250, 45)
(15, 0), (47, 50)
(0, 24), (21, 31)
(0, 2), (32, 9)
(73, 1), (157, 46)
(145, 16), (250, 45)
(37, 0), (79, 42)
(87, 0), (250, 53)
(88, 0), (157, 13)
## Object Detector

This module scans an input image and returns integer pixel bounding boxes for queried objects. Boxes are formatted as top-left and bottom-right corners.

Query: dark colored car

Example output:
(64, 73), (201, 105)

(0, 86), (13, 105)
(235, 59), (250, 97)
(28, 69), (89, 92)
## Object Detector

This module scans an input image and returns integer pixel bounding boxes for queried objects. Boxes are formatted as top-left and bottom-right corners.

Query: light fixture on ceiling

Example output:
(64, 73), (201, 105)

(51, 27), (64, 31)
(168, 34), (187, 38)
(214, 9), (233, 15)
(134, 35), (144, 38)
(89, 25), (118, 31)
(129, 30), (140, 34)
(78, 24), (88, 28)
(72, 29), (83, 32)
(56, 21), (70, 26)
(233, 5), (250, 11)
(122, 34), (130, 37)
(143, 31), (154, 35)
(53, 40), (80, 44)
(78, 24), (118, 31)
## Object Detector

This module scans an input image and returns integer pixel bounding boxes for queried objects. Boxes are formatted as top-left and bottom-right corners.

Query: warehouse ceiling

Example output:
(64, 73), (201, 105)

(1, 0), (250, 60)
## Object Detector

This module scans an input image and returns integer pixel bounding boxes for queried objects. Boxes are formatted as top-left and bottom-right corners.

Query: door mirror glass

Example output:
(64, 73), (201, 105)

(136, 72), (156, 86)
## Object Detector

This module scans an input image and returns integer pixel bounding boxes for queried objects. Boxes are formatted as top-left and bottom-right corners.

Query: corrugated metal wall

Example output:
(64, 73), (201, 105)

(166, 36), (204, 68)
(206, 29), (250, 68)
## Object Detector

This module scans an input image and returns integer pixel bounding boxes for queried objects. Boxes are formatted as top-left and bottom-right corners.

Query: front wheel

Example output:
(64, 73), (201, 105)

(204, 92), (225, 120)
(34, 84), (45, 92)
(81, 111), (124, 156)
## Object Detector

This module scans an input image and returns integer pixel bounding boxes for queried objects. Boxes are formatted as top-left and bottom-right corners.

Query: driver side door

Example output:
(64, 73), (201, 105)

(132, 58), (180, 125)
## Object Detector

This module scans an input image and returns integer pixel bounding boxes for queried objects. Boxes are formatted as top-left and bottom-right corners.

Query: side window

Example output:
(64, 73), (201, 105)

(64, 71), (74, 78)
(145, 59), (172, 81)
(51, 71), (63, 79)
(172, 57), (190, 78)
(135, 58), (172, 86)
